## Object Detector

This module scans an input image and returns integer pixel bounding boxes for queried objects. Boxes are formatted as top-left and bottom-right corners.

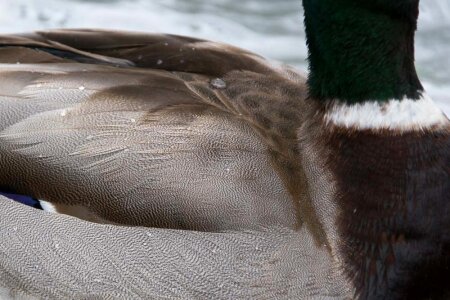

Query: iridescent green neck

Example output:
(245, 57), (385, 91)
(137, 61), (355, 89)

(302, 0), (424, 104)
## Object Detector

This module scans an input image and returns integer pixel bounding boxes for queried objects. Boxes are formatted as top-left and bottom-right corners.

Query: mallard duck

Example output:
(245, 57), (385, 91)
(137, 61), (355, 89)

(0, 0), (448, 299)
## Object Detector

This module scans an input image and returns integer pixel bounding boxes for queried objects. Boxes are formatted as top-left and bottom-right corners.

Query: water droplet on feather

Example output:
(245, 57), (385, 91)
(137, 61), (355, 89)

(210, 78), (227, 89)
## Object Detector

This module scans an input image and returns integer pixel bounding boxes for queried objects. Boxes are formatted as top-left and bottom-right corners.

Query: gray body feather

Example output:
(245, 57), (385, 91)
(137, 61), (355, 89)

(0, 30), (351, 299)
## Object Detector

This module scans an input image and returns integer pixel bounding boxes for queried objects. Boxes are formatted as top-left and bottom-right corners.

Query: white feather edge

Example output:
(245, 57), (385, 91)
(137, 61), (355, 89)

(324, 93), (448, 130)
(39, 200), (120, 225)
(39, 200), (58, 213)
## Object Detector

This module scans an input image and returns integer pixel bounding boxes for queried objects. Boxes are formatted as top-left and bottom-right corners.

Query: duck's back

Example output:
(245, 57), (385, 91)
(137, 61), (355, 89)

(0, 29), (310, 232)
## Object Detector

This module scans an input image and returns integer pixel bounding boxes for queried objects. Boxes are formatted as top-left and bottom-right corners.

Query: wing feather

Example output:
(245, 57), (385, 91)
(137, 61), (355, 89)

(0, 33), (302, 230)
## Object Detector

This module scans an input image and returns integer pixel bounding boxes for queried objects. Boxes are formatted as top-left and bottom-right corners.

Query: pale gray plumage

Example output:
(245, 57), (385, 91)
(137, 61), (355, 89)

(0, 196), (349, 299)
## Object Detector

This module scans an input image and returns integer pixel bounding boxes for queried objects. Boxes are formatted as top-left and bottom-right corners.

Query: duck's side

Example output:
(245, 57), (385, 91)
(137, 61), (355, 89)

(0, 29), (351, 298)
(0, 197), (351, 299)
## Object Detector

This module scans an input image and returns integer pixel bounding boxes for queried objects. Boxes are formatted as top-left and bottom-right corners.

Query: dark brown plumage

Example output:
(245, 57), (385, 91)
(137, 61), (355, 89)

(298, 117), (450, 299)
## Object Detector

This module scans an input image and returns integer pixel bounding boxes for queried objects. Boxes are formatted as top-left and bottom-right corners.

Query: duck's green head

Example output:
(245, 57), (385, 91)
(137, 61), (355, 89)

(303, 0), (423, 104)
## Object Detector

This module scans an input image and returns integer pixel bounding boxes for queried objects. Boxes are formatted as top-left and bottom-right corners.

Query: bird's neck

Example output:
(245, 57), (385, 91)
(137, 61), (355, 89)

(303, 0), (423, 104)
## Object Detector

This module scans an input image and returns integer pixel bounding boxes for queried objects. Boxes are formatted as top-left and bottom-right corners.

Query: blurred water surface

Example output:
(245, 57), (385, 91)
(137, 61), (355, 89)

(0, 0), (448, 114)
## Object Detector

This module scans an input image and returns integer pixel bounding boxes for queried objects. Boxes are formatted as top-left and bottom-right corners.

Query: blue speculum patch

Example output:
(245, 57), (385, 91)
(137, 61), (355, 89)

(0, 192), (42, 209)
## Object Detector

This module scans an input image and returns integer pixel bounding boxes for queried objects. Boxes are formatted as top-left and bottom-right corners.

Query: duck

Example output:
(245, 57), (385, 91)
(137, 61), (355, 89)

(0, 0), (448, 299)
